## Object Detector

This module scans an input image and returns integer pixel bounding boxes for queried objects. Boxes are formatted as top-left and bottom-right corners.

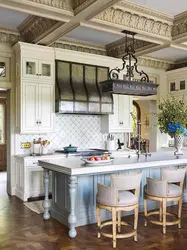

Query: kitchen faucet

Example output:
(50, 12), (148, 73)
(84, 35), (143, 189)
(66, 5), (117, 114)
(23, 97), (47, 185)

(117, 139), (124, 150)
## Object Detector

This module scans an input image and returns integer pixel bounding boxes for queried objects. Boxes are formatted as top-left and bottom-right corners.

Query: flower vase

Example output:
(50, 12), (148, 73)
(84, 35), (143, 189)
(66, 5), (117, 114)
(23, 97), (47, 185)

(174, 134), (184, 155)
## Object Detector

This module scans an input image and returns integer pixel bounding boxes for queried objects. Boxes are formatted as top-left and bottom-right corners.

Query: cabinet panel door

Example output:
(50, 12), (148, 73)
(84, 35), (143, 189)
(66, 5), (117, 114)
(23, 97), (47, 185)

(109, 94), (119, 130)
(38, 84), (54, 132)
(118, 95), (132, 132)
(22, 82), (39, 132)
(22, 58), (38, 79)
(38, 60), (54, 82)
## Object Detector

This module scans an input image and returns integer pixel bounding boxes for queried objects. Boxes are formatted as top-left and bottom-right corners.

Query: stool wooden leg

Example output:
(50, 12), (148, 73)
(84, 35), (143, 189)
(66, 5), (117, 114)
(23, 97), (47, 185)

(118, 211), (121, 233)
(163, 199), (166, 234)
(144, 199), (147, 227)
(159, 201), (163, 222)
(96, 206), (101, 238)
(112, 208), (117, 248)
(178, 198), (182, 229)
(134, 206), (138, 242)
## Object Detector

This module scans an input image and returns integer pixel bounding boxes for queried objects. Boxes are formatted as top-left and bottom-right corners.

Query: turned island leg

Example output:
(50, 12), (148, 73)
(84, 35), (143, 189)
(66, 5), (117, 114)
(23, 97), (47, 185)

(68, 176), (78, 238)
(43, 169), (50, 220)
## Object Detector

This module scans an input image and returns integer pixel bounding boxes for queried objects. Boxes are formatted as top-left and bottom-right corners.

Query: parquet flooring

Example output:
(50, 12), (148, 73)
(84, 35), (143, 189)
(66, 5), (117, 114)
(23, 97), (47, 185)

(1, 180), (187, 249)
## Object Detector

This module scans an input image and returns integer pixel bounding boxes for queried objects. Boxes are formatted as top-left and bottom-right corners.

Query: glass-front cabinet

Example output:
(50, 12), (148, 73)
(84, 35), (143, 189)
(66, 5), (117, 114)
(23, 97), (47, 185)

(0, 57), (10, 82)
(23, 58), (53, 81)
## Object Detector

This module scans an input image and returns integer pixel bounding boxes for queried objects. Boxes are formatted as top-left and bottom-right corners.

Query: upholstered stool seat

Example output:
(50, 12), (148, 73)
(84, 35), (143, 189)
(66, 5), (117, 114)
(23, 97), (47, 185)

(96, 172), (142, 248)
(144, 167), (186, 234)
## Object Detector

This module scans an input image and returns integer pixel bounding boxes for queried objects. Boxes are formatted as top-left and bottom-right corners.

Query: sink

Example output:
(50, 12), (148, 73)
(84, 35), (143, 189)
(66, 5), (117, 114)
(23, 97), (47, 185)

(111, 150), (137, 158)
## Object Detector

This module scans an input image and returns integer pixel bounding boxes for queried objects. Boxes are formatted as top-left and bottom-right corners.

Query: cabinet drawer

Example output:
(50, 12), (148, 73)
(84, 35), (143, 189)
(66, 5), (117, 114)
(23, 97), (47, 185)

(26, 160), (39, 167)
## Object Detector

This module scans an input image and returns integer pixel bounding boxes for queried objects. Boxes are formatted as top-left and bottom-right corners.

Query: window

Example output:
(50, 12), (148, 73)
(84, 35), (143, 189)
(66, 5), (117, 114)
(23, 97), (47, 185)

(180, 80), (185, 90)
(170, 82), (176, 91)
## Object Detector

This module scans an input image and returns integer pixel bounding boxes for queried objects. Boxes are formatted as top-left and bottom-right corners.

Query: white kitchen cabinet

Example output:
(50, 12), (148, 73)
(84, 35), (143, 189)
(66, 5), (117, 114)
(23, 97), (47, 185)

(14, 155), (66, 201)
(22, 81), (54, 133)
(14, 42), (55, 134)
(101, 94), (132, 133)
(167, 67), (187, 96)
(23, 58), (54, 81)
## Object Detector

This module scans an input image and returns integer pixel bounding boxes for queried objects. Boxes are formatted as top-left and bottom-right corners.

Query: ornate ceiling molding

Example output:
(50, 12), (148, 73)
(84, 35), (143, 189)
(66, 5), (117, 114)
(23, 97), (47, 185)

(0, 30), (20, 45)
(18, 16), (63, 43)
(116, 1), (173, 24)
(52, 37), (106, 55)
(95, 7), (172, 41)
(172, 12), (187, 39)
(106, 37), (155, 58)
(137, 56), (172, 70)
(28, 0), (73, 11)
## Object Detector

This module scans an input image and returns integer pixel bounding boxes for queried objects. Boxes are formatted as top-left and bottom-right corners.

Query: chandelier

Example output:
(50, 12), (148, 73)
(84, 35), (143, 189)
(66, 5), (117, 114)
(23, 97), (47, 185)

(100, 31), (159, 96)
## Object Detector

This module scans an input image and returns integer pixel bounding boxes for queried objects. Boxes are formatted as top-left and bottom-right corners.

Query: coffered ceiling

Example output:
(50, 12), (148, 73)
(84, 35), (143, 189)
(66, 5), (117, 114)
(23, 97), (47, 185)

(0, 0), (187, 69)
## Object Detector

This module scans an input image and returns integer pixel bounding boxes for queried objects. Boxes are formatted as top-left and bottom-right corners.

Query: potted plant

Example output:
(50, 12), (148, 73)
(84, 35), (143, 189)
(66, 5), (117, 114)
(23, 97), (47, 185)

(157, 94), (187, 155)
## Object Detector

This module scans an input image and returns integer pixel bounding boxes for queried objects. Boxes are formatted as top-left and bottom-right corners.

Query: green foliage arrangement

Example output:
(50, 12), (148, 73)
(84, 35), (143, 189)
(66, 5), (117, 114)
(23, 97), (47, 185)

(157, 95), (187, 136)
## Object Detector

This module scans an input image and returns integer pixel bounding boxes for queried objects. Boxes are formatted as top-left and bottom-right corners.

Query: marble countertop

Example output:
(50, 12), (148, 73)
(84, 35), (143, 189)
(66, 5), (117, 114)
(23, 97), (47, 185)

(14, 152), (65, 159)
(38, 151), (187, 176)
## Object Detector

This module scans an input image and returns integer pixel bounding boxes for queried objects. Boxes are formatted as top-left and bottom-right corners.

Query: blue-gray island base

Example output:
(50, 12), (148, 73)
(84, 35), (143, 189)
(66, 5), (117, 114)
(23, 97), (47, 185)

(39, 151), (187, 238)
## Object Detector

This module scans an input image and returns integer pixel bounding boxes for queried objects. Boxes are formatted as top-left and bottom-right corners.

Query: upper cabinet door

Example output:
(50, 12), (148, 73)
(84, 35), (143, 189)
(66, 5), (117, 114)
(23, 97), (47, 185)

(38, 60), (54, 82)
(22, 58), (38, 79)
(118, 95), (132, 132)
(0, 57), (10, 82)
(38, 83), (54, 133)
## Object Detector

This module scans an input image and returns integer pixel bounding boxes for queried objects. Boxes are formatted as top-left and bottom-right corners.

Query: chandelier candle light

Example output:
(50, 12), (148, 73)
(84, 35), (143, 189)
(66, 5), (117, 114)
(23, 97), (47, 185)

(157, 95), (187, 155)
(100, 31), (159, 96)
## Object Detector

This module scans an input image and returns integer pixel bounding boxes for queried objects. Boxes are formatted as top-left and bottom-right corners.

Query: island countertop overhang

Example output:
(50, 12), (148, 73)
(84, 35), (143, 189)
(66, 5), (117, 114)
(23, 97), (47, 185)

(38, 151), (187, 176)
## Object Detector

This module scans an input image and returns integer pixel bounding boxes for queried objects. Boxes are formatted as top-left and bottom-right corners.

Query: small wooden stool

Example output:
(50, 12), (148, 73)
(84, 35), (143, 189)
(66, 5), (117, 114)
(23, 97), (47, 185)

(144, 167), (186, 234)
(96, 172), (142, 248)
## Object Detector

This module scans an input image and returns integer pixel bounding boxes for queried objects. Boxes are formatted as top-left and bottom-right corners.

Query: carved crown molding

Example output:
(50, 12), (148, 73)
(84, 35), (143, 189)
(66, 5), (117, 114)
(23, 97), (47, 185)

(52, 37), (106, 55)
(0, 30), (20, 45)
(137, 56), (172, 70)
(28, 0), (73, 11)
(172, 12), (187, 38)
(116, 1), (173, 24)
(95, 7), (172, 40)
(106, 37), (154, 58)
(18, 16), (63, 43)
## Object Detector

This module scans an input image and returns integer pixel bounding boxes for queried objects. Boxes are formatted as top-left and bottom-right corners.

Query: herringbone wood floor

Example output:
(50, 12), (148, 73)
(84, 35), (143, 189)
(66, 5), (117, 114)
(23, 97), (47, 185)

(1, 181), (187, 249)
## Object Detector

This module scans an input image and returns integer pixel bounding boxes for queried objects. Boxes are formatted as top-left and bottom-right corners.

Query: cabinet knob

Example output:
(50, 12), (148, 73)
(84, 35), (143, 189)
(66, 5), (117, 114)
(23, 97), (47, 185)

(39, 121), (41, 124)
(36, 121), (39, 124)
(36, 74), (39, 76)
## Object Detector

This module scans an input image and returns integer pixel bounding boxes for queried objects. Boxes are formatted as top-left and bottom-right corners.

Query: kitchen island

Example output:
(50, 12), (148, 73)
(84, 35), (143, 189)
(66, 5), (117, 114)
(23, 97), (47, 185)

(39, 151), (187, 238)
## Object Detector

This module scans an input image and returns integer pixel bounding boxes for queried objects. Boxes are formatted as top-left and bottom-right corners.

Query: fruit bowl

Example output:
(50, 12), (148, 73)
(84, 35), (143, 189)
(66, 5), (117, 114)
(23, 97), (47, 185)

(81, 155), (113, 165)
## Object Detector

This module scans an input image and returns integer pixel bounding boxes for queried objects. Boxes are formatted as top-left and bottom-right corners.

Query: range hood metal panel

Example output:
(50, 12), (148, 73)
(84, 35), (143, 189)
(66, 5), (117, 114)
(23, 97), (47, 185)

(101, 79), (159, 96)
(55, 60), (113, 114)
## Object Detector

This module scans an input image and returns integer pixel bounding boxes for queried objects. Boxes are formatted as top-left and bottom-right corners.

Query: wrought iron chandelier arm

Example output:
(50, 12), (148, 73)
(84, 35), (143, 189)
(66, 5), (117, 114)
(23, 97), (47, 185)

(132, 54), (149, 82)
(109, 58), (126, 80)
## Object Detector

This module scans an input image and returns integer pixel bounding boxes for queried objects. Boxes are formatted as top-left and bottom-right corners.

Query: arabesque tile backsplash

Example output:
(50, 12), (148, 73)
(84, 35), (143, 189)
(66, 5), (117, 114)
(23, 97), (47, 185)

(15, 114), (125, 155)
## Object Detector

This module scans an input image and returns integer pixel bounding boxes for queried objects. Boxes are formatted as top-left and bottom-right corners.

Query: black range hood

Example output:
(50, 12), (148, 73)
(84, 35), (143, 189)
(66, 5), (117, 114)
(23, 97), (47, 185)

(55, 60), (113, 114)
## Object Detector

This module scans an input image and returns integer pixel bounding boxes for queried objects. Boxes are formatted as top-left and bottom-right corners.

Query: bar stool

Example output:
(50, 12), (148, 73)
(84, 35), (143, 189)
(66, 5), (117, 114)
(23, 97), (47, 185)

(144, 167), (186, 234)
(96, 172), (142, 248)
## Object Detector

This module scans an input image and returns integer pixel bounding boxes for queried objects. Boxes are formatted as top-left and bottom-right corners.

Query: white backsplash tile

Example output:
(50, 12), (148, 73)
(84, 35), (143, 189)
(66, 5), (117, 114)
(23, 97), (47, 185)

(15, 114), (125, 154)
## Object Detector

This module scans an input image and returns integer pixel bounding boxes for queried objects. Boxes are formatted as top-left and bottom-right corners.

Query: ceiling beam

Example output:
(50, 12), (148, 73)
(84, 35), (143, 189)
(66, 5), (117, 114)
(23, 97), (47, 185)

(0, 0), (73, 22)
(36, 0), (121, 45)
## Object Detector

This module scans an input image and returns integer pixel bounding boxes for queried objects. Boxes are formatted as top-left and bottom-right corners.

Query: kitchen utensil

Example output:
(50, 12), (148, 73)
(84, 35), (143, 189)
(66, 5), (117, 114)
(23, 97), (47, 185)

(63, 144), (78, 152)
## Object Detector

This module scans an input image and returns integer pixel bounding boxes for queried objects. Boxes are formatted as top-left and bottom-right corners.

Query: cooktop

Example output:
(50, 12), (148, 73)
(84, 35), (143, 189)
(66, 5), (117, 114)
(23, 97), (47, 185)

(55, 148), (109, 157)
